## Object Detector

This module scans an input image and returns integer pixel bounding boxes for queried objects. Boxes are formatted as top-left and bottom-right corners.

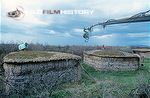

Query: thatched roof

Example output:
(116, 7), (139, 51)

(132, 49), (150, 52)
(4, 51), (81, 63)
(84, 50), (139, 57)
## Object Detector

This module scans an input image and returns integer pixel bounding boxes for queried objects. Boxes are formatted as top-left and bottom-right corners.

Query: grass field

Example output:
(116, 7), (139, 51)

(51, 58), (150, 98)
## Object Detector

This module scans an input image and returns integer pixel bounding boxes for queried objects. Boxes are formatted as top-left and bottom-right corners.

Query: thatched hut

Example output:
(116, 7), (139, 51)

(3, 51), (81, 96)
(84, 50), (140, 71)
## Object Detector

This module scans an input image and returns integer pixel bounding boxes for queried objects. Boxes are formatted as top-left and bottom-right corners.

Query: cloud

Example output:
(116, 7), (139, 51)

(41, 30), (73, 37)
(73, 28), (83, 33)
(72, 28), (103, 37)
(93, 28), (103, 32)
(1, 32), (36, 43)
(47, 30), (57, 35)
(127, 32), (150, 38)
(92, 34), (114, 39)
(1, 0), (150, 46)
(85, 0), (150, 18)
(19, 14), (48, 25)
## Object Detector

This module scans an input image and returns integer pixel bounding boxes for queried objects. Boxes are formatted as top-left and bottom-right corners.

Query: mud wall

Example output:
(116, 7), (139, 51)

(84, 53), (140, 71)
(3, 59), (81, 96)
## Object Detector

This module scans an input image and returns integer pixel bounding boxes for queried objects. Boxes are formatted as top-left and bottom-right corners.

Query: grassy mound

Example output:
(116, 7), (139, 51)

(4, 51), (81, 63)
(85, 50), (137, 57)
(93, 50), (125, 56)
(4, 51), (55, 60)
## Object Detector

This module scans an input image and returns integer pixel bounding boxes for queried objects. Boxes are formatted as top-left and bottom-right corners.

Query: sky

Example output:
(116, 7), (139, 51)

(0, 0), (150, 46)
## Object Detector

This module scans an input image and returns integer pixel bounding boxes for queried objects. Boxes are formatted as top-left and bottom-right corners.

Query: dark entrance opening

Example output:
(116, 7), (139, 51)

(139, 93), (148, 98)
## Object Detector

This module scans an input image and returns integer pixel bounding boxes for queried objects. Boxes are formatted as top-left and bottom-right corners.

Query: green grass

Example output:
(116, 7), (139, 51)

(93, 50), (125, 56)
(51, 58), (150, 98)
(4, 51), (55, 59)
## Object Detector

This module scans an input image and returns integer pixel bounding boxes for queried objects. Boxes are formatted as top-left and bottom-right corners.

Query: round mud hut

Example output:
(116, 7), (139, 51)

(84, 50), (140, 71)
(132, 49), (150, 62)
(3, 51), (81, 96)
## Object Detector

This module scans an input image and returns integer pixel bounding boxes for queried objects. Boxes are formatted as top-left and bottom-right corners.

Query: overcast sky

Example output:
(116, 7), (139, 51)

(1, 0), (150, 46)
